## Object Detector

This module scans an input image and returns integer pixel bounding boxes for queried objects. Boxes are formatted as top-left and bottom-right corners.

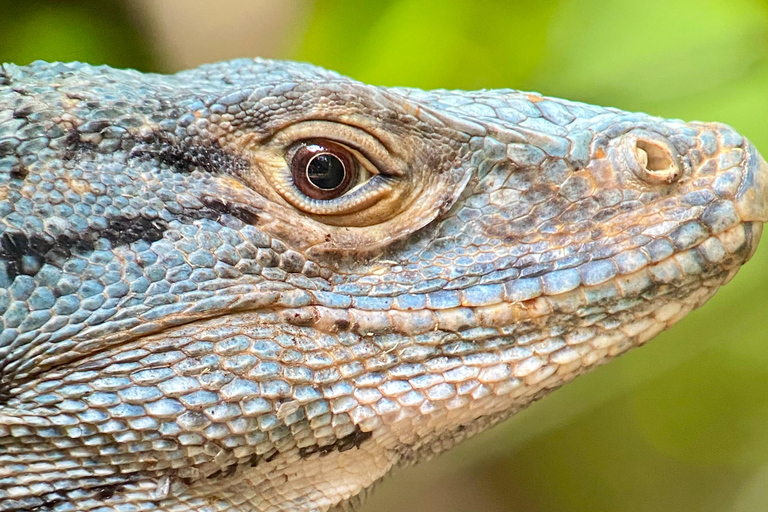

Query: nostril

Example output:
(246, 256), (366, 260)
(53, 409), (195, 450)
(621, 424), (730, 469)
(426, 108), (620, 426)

(612, 130), (685, 186)
(635, 140), (674, 172)
(633, 138), (681, 184)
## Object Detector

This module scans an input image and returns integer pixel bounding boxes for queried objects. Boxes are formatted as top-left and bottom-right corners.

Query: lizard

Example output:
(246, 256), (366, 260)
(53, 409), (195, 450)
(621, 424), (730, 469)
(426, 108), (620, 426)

(0, 57), (766, 512)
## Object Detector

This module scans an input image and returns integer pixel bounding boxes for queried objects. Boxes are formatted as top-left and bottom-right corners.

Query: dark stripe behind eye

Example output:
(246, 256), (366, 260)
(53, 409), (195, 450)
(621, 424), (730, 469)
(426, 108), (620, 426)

(0, 216), (168, 282)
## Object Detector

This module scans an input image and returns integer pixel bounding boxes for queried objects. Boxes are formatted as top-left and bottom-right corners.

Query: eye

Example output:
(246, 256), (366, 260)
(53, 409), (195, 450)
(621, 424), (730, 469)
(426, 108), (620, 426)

(258, 121), (409, 224)
(291, 140), (357, 200)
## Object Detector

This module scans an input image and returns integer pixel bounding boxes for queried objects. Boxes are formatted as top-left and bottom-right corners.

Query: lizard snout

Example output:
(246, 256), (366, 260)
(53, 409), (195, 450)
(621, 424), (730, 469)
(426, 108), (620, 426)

(735, 144), (768, 223)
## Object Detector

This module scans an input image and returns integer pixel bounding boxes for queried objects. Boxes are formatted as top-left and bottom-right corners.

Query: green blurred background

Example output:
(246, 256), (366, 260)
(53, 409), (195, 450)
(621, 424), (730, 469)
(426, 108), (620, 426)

(1, 1), (766, 510)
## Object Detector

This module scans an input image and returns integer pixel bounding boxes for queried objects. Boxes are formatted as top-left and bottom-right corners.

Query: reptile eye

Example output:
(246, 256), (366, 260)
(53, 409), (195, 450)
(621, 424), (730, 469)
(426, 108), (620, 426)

(264, 121), (406, 224)
(291, 141), (357, 200)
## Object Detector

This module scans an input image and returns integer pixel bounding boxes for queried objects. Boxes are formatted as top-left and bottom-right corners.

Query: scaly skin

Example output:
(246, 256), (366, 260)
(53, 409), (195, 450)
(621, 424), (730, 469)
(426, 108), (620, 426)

(0, 59), (766, 512)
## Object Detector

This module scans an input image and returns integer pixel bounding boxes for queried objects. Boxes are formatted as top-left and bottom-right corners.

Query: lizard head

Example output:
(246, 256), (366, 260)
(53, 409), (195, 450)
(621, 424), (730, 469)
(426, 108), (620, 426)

(0, 58), (765, 511)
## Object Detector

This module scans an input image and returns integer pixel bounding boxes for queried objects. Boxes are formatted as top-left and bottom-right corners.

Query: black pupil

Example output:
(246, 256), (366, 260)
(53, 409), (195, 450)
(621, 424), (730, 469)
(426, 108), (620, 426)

(306, 153), (346, 190)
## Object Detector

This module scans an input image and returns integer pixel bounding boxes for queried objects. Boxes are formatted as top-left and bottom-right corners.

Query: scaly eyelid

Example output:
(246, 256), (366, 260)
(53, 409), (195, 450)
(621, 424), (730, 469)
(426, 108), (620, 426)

(284, 140), (378, 183)
(270, 120), (407, 177)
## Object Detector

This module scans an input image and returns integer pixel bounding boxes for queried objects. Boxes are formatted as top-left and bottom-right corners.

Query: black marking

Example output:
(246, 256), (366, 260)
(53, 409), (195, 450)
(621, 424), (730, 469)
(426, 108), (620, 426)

(339, 427), (373, 452)
(11, 482), (127, 512)
(13, 495), (66, 512)
(101, 216), (167, 246)
(333, 318), (351, 331)
(265, 449), (279, 463)
(13, 104), (35, 119)
(197, 197), (260, 225)
(202, 450), (268, 485)
(298, 425), (372, 459)
(0, 231), (95, 281)
(223, 463), (237, 478)
(203, 452), (264, 481)
(0, 216), (168, 282)
(9, 163), (28, 180)
(0, 138), (19, 158)
(95, 484), (123, 500)
(206, 462), (239, 479)
(0, 387), (12, 405)
(63, 129), (97, 161)
(130, 132), (250, 176)
(298, 444), (320, 457)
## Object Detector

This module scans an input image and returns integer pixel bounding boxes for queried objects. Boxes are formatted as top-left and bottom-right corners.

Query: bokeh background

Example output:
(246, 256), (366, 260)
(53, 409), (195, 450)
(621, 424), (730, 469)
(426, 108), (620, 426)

(1, 1), (766, 510)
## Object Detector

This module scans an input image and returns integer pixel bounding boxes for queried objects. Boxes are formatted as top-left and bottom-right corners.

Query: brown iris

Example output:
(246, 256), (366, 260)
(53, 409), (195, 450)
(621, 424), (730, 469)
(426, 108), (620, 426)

(291, 140), (357, 200)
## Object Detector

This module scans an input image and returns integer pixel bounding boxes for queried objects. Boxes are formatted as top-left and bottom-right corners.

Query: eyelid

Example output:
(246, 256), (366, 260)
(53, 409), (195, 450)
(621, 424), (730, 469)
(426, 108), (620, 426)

(271, 120), (406, 177)
(280, 174), (397, 216)
(285, 140), (378, 181)
(342, 144), (378, 178)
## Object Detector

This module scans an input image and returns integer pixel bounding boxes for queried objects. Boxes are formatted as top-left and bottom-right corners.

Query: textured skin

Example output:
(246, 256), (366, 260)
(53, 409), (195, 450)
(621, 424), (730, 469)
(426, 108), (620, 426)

(0, 58), (767, 512)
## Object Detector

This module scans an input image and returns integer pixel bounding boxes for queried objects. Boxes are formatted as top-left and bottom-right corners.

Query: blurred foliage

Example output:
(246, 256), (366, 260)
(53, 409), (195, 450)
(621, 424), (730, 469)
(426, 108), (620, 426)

(0, 0), (156, 71)
(1, 1), (767, 511)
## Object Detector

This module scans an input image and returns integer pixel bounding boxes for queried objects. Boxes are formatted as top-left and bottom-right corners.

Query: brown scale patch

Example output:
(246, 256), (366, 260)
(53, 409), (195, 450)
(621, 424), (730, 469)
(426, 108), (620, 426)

(9, 164), (28, 180)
